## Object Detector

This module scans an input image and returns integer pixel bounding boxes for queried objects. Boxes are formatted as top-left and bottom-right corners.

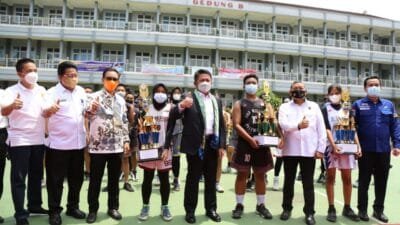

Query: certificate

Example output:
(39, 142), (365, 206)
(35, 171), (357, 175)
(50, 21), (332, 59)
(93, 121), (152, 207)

(137, 148), (162, 162)
(254, 135), (279, 147)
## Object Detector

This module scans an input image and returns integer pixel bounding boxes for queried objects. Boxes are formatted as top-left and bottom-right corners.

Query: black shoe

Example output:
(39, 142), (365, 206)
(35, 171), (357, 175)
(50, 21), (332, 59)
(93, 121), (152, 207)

(256, 204), (272, 219)
(66, 208), (86, 219)
(185, 213), (196, 224)
(358, 211), (369, 221)
(123, 182), (134, 192)
(326, 207), (336, 222)
(107, 209), (122, 220)
(232, 204), (244, 219)
(206, 210), (221, 222)
(372, 211), (388, 223)
(86, 212), (97, 224)
(101, 186), (108, 192)
(16, 218), (29, 225)
(49, 213), (62, 225)
(280, 210), (291, 220)
(342, 207), (359, 221)
(305, 214), (316, 225)
(29, 207), (49, 215)
(317, 173), (326, 184)
(0, 216), (4, 224)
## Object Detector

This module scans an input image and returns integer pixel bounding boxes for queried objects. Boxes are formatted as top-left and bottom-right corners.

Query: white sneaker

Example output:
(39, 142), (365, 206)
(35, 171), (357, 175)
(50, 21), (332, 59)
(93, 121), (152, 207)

(273, 176), (279, 191)
(216, 183), (224, 193)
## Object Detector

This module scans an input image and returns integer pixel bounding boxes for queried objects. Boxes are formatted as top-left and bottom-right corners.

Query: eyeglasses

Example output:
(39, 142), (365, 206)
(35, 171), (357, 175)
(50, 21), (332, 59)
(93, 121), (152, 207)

(64, 73), (78, 78)
(105, 77), (119, 81)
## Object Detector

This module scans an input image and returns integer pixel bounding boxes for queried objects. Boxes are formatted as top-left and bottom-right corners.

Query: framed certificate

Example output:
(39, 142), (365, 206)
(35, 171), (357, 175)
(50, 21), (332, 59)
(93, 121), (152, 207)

(337, 144), (358, 154)
(254, 135), (279, 147)
(137, 147), (162, 162)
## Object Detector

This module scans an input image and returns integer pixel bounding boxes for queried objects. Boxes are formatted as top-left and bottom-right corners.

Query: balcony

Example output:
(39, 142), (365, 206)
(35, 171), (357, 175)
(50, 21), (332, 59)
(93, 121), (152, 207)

(1, 15), (399, 56)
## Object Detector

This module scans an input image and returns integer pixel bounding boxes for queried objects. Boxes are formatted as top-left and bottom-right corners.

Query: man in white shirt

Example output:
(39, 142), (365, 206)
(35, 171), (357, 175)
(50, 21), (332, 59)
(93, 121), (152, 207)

(45, 61), (88, 225)
(1, 58), (59, 225)
(0, 88), (8, 224)
(278, 81), (326, 225)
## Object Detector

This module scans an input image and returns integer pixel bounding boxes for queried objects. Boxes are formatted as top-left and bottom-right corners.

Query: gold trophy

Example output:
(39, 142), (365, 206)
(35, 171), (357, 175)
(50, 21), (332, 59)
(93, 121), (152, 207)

(253, 80), (279, 146)
(334, 89), (357, 154)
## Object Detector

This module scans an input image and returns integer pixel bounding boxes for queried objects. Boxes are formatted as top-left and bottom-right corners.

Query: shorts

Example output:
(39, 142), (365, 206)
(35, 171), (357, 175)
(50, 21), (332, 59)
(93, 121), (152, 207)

(324, 146), (356, 170)
(231, 145), (274, 173)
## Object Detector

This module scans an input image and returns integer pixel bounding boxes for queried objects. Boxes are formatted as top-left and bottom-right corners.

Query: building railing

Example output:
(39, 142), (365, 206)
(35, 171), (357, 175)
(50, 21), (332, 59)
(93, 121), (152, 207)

(1, 15), (400, 54)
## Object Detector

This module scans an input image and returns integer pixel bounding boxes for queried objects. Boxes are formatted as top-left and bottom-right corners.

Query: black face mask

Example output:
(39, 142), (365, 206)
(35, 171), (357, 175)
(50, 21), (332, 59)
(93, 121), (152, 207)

(291, 90), (306, 99)
(126, 100), (133, 104)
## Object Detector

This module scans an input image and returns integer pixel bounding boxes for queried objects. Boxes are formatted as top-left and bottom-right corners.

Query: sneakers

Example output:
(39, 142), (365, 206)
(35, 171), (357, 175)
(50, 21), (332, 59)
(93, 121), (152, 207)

(222, 166), (232, 174)
(161, 205), (173, 221)
(272, 176), (279, 191)
(326, 207), (337, 222)
(342, 207), (359, 221)
(123, 182), (134, 192)
(172, 179), (180, 191)
(130, 171), (137, 181)
(216, 183), (224, 193)
(317, 173), (326, 184)
(232, 203), (244, 219)
(352, 179), (358, 188)
(256, 204), (273, 219)
(246, 180), (254, 192)
(138, 205), (150, 221)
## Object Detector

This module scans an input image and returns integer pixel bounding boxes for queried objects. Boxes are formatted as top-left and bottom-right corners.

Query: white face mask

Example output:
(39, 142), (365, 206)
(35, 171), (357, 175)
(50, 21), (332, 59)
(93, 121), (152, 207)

(116, 91), (126, 98)
(153, 92), (167, 104)
(367, 86), (381, 97)
(172, 93), (181, 101)
(24, 72), (38, 85)
(198, 81), (211, 94)
(244, 84), (258, 95)
(328, 94), (341, 104)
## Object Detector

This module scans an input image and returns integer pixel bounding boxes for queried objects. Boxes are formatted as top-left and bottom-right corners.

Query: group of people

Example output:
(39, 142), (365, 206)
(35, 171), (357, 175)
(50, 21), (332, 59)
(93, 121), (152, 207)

(0, 58), (399, 225)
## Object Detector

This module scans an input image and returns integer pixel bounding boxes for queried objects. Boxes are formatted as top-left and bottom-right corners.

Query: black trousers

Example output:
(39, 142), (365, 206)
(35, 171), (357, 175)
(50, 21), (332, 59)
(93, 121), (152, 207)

(357, 151), (390, 213)
(45, 148), (84, 214)
(87, 153), (122, 213)
(8, 145), (45, 220)
(184, 141), (218, 214)
(282, 156), (316, 215)
(0, 128), (7, 203)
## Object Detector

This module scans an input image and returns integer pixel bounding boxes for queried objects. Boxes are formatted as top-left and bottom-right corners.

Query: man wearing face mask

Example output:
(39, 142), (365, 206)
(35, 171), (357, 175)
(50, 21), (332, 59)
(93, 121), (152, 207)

(164, 69), (226, 224)
(278, 81), (326, 225)
(230, 74), (275, 220)
(44, 61), (88, 225)
(85, 68), (130, 223)
(353, 76), (400, 223)
(1, 58), (58, 225)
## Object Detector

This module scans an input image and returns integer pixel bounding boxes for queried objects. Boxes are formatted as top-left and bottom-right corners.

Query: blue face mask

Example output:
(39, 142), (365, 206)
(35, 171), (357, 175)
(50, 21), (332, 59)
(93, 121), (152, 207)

(244, 84), (258, 95)
(367, 86), (381, 97)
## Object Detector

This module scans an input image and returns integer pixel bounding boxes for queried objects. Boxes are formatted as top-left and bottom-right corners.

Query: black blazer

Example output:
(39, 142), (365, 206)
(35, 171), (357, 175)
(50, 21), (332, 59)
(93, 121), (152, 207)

(164, 94), (226, 156)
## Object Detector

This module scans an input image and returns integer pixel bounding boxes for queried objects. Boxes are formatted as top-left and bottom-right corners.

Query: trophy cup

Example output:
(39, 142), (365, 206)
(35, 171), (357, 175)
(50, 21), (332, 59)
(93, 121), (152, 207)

(334, 89), (358, 154)
(253, 80), (279, 147)
(137, 84), (162, 162)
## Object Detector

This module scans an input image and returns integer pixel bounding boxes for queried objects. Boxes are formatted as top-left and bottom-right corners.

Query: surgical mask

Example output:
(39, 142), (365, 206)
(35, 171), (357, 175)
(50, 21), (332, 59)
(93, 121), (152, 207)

(153, 93), (167, 103)
(198, 81), (211, 94)
(244, 84), (258, 95)
(367, 86), (381, 97)
(116, 91), (126, 98)
(291, 89), (306, 99)
(104, 80), (118, 92)
(328, 94), (341, 104)
(25, 72), (38, 85)
(172, 93), (181, 101)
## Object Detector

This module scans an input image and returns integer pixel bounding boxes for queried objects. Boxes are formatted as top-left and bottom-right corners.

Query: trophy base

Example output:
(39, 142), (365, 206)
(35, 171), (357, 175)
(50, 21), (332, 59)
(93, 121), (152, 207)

(337, 144), (358, 154)
(254, 135), (279, 147)
(137, 148), (162, 162)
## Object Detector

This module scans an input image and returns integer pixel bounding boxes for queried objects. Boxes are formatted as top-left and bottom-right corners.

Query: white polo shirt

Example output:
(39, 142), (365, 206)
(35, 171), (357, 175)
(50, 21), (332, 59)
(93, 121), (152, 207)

(278, 100), (327, 157)
(3, 82), (47, 147)
(46, 83), (88, 150)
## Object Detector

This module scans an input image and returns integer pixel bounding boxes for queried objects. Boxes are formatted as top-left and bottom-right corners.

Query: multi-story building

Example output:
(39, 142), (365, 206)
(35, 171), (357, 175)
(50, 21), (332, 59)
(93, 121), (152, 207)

(0, 0), (399, 107)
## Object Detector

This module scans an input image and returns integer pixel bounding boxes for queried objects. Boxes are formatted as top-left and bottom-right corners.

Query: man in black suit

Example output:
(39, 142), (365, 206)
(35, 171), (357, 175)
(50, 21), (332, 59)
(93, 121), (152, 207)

(165, 69), (226, 223)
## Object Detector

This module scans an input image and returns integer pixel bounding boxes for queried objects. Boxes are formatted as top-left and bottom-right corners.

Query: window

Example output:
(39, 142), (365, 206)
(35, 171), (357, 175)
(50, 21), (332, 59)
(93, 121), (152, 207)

(0, 46), (4, 58)
(12, 46), (35, 58)
(303, 63), (312, 74)
(160, 53), (182, 65)
(104, 12), (125, 21)
(48, 9), (62, 19)
(137, 14), (153, 31)
(102, 49), (123, 62)
(317, 64), (335, 75)
(221, 20), (237, 29)
(135, 52), (152, 72)
(46, 48), (60, 60)
(0, 5), (7, 15)
(162, 16), (184, 25)
(339, 32), (346, 40)
(276, 60), (289, 73)
(72, 48), (92, 61)
(302, 29), (313, 37)
(247, 58), (263, 71)
(75, 10), (94, 20)
(190, 54), (210, 67)
(276, 25), (289, 35)
(220, 56), (236, 69)
(15, 7), (38, 17)
(248, 23), (264, 39)
(191, 18), (211, 27)
(351, 34), (358, 42)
